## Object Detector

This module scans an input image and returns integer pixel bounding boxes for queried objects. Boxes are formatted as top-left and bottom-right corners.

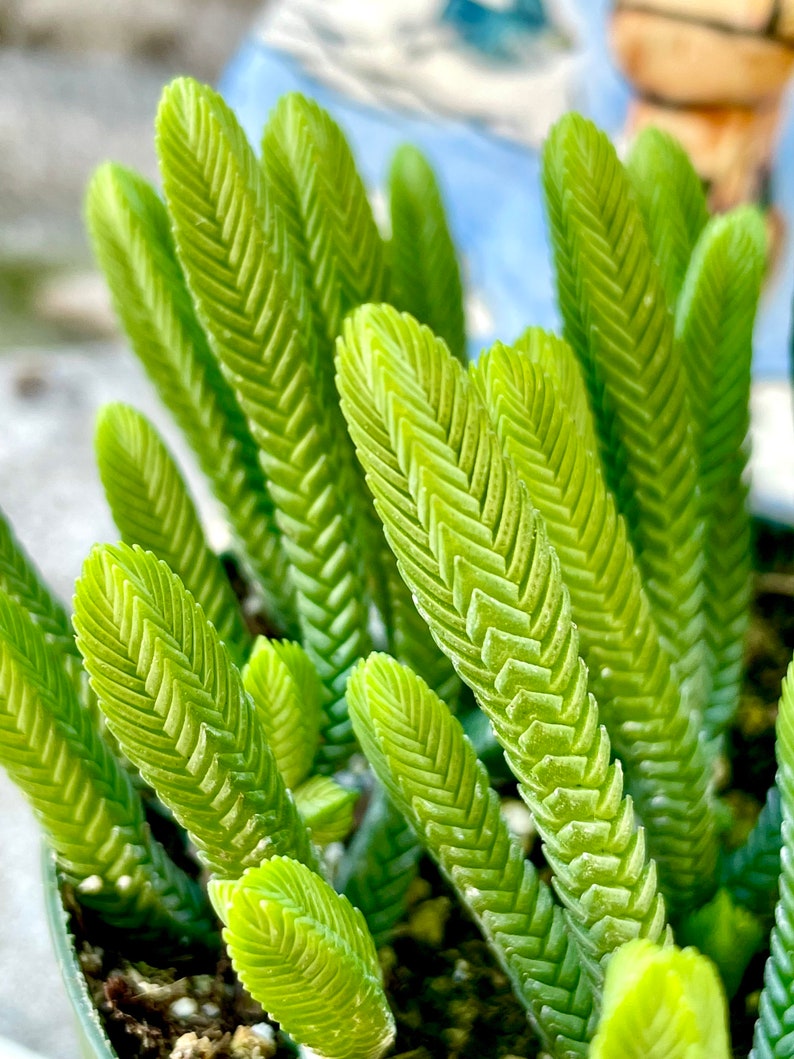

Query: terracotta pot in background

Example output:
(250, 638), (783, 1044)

(610, 0), (794, 212)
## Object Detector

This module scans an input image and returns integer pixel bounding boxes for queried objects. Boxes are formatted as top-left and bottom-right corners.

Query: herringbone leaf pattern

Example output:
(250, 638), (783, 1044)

(349, 653), (595, 1057)
(86, 163), (296, 632)
(388, 144), (467, 364)
(626, 127), (709, 307)
(0, 589), (212, 943)
(96, 403), (250, 663)
(676, 208), (767, 742)
(210, 857), (395, 1059)
(293, 775), (357, 845)
(723, 785), (782, 920)
(337, 305), (666, 994)
(242, 637), (322, 790)
(156, 78), (373, 767)
(751, 662), (794, 1058)
(73, 542), (317, 879)
(473, 343), (717, 908)
(543, 114), (707, 713)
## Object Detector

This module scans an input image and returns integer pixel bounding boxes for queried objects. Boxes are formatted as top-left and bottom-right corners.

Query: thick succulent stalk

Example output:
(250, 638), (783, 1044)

(349, 653), (595, 1057)
(750, 661), (794, 1057)
(96, 403), (251, 665)
(0, 590), (213, 945)
(337, 305), (667, 998)
(474, 342), (718, 909)
(543, 114), (707, 715)
(156, 78), (373, 767)
(74, 543), (318, 879)
(676, 208), (767, 744)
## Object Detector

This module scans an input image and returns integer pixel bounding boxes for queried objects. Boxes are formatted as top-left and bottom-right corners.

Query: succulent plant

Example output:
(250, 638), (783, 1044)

(0, 76), (791, 1057)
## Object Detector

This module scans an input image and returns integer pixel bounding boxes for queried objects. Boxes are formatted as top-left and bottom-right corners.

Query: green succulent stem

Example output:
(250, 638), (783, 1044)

(349, 653), (595, 1057)
(0, 589), (213, 945)
(625, 126), (709, 307)
(723, 785), (782, 920)
(474, 341), (718, 909)
(388, 143), (467, 363)
(750, 661), (794, 1057)
(543, 113), (707, 714)
(74, 542), (317, 879)
(85, 162), (296, 633)
(676, 207), (767, 743)
(96, 403), (250, 664)
(337, 305), (667, 996)
(156, 77), (374, 767)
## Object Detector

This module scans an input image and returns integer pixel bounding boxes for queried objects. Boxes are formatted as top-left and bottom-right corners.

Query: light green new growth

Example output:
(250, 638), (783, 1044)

(293, 775), (357, 845)
(388, 143), (467, 363)
(751, 661), (794, 1058)
(543, 114), (707, 713)
(0, 590), (213, 945)
(210, 857), (395, 1059)
(85, 162), (295, 632)
(337, 305), (666, 993)
(473, 342), (717, 907)
(590, 939), (730, 1059)
(156, 77), (373, 767)
(676, 208), (767, 742)
(242, 637), (322, 790)
(626, 126), (709, 307)
(348, 653), (594, 1057)
(73, 542), (317, 879)
(95, 403), (250, 664)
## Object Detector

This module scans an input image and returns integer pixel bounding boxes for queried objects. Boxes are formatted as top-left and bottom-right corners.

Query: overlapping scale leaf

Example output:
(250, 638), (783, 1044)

(510, 327), (600, 460)
(388, 144), (467, 363)
(349, 653), (594, 1057)
(262, 95), (459, 701)
(210, 857), (395, 1059)
(543, 113), (707, 713)
(96, 403), (250, 664)
(293, 775), (357, 845)
(626, 126), (709, 306)
(723, 786), (782, 920)
(473, 342), (717, 908)
(156, 77), (373, 767)
(336, 305), (666, 993)
(0, 589), (213, 945)
(590, 939), (730, 1059)
(242, 637), (322, 790)
(750, 661), (794, 1058)
(261, 92), (388, 351)
(85, 162), (295, 632)
(676, 208), (767, 742)
(73, 542), (317, 879)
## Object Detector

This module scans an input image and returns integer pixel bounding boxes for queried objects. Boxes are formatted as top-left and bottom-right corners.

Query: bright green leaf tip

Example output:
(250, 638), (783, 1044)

(209, 856), (395, 1059)
(590, 939), (731, 1059)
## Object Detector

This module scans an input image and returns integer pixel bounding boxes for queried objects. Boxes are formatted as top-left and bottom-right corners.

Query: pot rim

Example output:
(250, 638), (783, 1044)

(41, 847), (118, 1059)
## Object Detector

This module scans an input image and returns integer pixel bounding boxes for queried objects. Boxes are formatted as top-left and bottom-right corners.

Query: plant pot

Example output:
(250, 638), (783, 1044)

(42, 850), (117, 1059)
